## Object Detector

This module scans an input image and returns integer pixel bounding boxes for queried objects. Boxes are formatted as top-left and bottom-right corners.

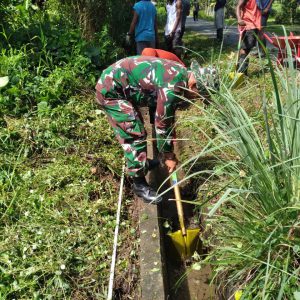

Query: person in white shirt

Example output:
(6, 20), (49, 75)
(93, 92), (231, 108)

(165, 0), (183, 59)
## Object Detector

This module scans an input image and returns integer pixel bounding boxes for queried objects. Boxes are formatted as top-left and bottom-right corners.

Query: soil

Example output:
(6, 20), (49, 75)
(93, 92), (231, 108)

(113, 190), (141, 300)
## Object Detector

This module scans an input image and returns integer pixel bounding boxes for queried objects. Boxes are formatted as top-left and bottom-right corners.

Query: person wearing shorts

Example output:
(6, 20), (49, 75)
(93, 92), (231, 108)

(236, 0), (262, 74)
(165, 0), (183, 59)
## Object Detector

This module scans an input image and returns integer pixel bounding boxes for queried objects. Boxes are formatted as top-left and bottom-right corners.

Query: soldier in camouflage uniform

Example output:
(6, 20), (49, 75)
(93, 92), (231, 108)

(96, 56), (218, 204)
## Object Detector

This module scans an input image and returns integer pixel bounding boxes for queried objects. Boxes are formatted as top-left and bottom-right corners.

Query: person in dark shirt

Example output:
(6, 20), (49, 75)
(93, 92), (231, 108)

(257, 0), (274, 56)
(214, 0), (227, 41)
(193, 1), (200, 22)
(181, 0), (191, 36)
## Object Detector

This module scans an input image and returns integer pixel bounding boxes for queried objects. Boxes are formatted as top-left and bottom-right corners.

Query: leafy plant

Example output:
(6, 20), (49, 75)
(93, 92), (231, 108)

(275, 0), (299, 25)
(0, 1), (138, 298)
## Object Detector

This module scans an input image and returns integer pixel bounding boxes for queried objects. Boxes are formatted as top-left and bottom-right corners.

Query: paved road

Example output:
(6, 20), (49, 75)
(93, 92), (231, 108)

(185, 16), (276, 50)
(185, 16), (239, 46)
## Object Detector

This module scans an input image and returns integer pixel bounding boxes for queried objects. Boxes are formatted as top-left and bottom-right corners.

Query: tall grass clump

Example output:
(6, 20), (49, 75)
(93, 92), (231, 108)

(188, 43), (300, 298)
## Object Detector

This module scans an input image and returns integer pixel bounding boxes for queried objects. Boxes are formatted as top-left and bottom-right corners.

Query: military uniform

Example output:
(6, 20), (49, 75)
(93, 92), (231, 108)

(95, 56), (187, 177)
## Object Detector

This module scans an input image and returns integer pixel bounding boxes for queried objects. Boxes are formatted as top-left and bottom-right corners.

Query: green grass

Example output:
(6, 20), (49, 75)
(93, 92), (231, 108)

(0, 4), (139, 298)
(176, 29), (300, 299)
(265, 23), (300, 36)
(0, 94), (140, 298)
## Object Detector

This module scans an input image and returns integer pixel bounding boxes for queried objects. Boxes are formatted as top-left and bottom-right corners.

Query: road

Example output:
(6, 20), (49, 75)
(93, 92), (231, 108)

(185, 16), (276, 50)
(185, 16), (239, 46)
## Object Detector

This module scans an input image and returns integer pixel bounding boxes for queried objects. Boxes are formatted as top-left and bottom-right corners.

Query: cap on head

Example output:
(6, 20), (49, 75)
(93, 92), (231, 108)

(190, 60), (219, 93)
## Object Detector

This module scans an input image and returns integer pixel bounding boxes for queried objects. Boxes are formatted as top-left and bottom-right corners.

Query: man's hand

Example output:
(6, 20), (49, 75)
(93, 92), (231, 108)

(262, 8), (269, 15)
(165, 158), (177, 173)
(125, 33), (132, 46)
(169, 31), (175, 38)
(238, 19), (246, 26)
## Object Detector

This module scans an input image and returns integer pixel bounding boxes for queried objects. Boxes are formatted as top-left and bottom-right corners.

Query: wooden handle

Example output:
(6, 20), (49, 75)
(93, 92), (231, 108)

(171, 173), (186, 236)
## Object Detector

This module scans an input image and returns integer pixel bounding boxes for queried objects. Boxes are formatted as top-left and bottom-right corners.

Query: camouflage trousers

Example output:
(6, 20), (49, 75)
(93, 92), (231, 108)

(98, 98), (148, 177)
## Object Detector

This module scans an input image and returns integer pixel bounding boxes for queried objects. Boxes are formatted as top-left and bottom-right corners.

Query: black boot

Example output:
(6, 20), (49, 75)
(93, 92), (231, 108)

(146, 158), (160, 171)
(133, 177), (163, 204)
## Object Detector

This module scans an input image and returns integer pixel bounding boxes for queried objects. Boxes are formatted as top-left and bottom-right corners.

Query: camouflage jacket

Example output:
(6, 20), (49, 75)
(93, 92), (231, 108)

(96, 56), (188, 152)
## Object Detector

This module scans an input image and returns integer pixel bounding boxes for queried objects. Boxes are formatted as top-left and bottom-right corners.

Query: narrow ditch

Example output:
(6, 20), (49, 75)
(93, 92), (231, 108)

(156, 142), (215, 300)
(140, 107), (216, 300)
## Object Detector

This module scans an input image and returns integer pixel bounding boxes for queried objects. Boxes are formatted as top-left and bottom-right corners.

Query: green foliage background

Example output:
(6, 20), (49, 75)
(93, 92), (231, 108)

(0, 0), (136, 116)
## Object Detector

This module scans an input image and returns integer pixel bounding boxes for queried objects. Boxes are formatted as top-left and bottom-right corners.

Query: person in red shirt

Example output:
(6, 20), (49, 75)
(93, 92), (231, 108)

(236, 0), (262, 74)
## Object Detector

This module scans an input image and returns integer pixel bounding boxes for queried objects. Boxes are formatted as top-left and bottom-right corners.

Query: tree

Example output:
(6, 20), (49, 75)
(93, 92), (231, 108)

(275, 0), (298, 24)
(60, 0), (135, 41)
(283, 0), (298, 24)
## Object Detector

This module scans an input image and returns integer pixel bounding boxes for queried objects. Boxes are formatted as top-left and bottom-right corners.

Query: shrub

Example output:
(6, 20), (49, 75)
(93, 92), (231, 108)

(157, 6), (167, 27)
(275, 0), (298, 24)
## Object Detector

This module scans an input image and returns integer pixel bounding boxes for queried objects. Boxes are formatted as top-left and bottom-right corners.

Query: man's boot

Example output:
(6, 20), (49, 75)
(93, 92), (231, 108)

(146, 158), (160, 171)
(133, 177), (163, 204)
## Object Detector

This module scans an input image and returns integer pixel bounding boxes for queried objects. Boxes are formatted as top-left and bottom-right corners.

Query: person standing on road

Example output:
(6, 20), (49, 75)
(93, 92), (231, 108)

(181, 0), (191, 35)
(214, 0), (227, 41)
(257, 0), (274, 56)
(95, 56), (218, 204)
(236, 0), (262, 74)
(165, 0), (183, 59)
(127, 0), (158, 55)
(193, 1), (200, 22)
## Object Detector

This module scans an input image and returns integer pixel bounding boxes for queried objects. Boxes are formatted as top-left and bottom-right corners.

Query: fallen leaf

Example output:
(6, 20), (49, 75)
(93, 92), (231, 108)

(0, 76), (9, 88)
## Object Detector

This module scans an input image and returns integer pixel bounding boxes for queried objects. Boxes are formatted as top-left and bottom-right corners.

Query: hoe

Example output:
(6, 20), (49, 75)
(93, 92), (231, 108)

(168, 172), (200, 258)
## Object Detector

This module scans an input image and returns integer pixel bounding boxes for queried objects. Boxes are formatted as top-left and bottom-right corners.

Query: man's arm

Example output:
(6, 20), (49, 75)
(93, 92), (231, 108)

(171, 0), (182, 36)
(263, 0), (274, 14)
(128, 11), (138, 35)
(236, 0), (248, 26)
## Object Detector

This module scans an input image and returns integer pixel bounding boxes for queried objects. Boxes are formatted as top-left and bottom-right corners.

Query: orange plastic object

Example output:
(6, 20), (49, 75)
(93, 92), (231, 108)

(141, 48), (185, 66)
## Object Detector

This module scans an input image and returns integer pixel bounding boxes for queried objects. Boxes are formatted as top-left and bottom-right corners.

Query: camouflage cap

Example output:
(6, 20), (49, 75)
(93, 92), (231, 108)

(190, 60), (219, 93)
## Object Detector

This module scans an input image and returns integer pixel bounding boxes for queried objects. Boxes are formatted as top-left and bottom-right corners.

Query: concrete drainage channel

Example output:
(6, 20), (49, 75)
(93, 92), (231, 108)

(138, 109), (215, 300)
